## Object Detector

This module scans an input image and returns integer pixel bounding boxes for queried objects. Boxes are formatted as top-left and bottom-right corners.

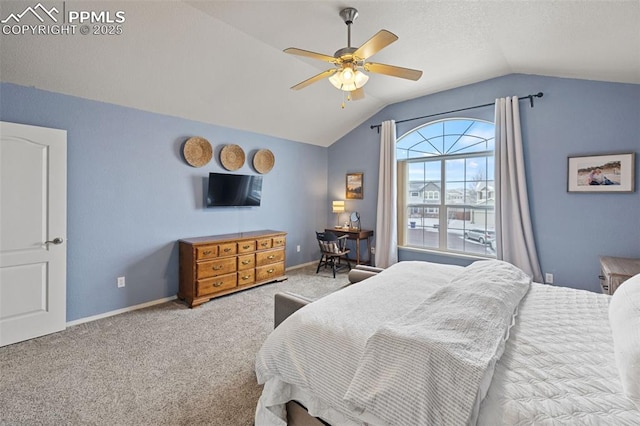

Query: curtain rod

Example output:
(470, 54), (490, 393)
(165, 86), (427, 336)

(370, 92), (543, 132)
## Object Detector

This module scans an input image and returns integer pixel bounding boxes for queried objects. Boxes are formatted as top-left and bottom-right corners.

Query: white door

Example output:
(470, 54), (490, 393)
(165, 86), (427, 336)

(0, 121), (67, 347)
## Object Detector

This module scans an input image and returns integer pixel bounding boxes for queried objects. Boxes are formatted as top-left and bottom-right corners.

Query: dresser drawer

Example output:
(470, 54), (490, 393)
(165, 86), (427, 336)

(256, 248), (285, 266)
(196, 245), (218, 260)
(256, 262), (284, 282)
(218, 242), (237, 257)
(238, 240), (256, 254)
(197, 257), (237, 279)
(196, 273), (237, 297)
(256, 238), (272, 250)
(238, 254), (255, 271)
(237, 269), (255, 286)
(273, 236), (286, 248)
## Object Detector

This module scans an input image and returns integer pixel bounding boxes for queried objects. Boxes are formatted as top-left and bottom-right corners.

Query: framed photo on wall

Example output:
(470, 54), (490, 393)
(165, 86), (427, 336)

(567, 152), (635, 193)
(346, 172), (364, 199)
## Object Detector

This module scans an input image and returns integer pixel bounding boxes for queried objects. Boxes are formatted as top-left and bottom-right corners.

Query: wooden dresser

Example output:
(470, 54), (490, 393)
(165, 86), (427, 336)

(178, 230), (287, 307)
(599, 256), (640, 295)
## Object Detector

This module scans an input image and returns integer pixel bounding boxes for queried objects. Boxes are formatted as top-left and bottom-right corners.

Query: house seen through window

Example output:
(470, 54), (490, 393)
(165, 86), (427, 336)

(397, 118), (496, 257)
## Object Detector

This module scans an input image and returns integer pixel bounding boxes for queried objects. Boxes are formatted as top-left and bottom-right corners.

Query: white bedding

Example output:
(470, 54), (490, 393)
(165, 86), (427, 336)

(255, 261), (640, 425)
(479, 282), (640, 425)
(344, 261), (530, 426)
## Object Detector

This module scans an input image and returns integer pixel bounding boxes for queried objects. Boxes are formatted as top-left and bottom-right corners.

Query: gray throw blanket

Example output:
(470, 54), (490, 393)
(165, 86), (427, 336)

(343, 260), (531, 426)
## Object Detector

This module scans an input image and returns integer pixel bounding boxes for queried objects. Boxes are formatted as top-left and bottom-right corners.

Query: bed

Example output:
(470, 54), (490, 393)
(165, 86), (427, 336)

(255, 260), (640, 425)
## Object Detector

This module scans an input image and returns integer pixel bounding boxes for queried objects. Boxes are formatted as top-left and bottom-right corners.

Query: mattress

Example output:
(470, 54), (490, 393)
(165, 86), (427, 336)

(255, 261), (640, 425)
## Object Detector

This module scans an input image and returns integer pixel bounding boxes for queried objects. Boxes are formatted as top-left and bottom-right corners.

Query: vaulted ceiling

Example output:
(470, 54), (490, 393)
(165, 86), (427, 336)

(1, 1), (638, 147)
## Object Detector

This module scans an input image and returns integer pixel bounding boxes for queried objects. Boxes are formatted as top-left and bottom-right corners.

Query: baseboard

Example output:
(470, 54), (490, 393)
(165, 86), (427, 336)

(66, 295), (178, 327)
(286, 260), (317, 271)
(67, 263), (315, 326)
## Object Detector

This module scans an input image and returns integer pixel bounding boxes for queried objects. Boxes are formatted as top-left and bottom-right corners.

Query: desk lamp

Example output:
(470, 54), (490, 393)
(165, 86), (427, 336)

(332, 200), (345, 227)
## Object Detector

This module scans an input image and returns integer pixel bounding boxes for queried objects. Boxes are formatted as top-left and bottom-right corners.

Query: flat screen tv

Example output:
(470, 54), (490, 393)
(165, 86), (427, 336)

(206, 172), (263, 207)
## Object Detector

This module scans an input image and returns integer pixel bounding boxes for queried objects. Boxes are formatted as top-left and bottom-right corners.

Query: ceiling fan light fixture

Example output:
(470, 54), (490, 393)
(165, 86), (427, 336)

(329, 66), (369, 92)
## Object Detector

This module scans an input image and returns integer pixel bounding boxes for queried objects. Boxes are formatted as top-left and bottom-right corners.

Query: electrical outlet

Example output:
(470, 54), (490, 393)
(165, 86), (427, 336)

(296, 245), (301, 252)
(117, 276), (125, 288)
(545, 273), (554, 284)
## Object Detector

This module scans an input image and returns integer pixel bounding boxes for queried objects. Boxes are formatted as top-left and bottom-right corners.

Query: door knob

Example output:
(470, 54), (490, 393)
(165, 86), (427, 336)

(45, 237), (64, 245)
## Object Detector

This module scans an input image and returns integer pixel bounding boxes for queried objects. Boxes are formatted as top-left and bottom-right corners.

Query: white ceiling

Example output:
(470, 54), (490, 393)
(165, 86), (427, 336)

(1, 1), (638, 147)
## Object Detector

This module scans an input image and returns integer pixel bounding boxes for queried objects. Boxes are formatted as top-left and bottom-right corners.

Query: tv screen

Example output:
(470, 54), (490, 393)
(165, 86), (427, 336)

(206, 172), (263, 207)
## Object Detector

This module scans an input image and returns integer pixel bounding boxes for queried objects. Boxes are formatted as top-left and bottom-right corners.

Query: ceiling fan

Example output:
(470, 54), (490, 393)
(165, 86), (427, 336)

(284, 7), (423, 102)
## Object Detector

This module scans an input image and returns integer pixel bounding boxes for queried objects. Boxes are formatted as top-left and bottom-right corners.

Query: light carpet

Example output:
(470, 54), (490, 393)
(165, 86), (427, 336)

(0, 264), (350, 425)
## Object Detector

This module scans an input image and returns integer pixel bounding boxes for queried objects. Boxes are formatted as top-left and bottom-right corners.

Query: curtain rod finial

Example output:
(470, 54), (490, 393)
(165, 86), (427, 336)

(529, 92), (543, 107)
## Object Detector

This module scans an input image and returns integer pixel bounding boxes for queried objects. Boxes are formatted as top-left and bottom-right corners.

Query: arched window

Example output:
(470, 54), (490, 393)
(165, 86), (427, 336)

(397, 118), (495, 257)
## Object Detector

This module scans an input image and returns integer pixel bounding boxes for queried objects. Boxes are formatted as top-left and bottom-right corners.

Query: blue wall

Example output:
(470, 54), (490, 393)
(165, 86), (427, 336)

(1, 83), (328, 321)
(329, 74), (640, 292)
(3, 74), (639, 321)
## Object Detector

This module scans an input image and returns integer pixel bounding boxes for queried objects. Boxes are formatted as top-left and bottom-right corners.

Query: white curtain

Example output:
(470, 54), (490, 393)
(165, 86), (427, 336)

(494, 97), (543, 282)
(375, 120), (398, 268)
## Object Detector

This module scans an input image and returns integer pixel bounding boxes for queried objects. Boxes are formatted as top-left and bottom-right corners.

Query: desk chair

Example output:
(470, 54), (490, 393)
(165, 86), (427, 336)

(315, 231), (352, 278)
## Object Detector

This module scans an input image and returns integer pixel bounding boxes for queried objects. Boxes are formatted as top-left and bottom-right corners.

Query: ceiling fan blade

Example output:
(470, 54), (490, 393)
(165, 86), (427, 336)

(353, 30), (398, 61)
(284, 48), (338, 63)
(290, 69), (337, 90)
(365, 62), (423, 81)
(350, 88), (365, 101)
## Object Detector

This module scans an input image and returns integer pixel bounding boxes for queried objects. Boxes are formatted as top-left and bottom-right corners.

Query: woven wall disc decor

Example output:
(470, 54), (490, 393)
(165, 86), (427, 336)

(220, 144), (245, 171)
(183, 137), (213, 167)
(253, 149), (275, 174)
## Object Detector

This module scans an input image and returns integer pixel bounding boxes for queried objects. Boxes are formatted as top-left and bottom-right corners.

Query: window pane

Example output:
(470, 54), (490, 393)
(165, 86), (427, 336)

(446, 207), (468, 252)
(445, 159), (465, 182)
(406, 206), (439, 249)
(408, 162), (425, 182)
(465, 207), (496, 256)
(398, 131), (443, 159)
(412, 141), (441, 157)
(444, 207), (496, 256)
(424, 161), (441, 181)
(444, 181), (465, 204)
(465, 157), (487, 181)
(416, 123), (444, 146)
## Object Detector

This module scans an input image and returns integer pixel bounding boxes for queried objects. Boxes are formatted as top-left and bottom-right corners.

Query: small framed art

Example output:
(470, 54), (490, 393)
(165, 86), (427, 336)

(346, 172), (364, 199)
(567, 152), (635, 193)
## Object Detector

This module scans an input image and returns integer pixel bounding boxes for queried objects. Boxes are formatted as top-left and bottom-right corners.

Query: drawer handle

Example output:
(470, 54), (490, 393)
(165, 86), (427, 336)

(223, 248), (231, 253)
(267, 268), (275, 274)
(242, 245), (251, 249)
(267, 255), (275, 260)
(213, 281), (224, 287)
(261, 242), (269, 247)
(212, 265), (223, 270)
(598, 275), (605, 280)
(242, 260), (251, 265)
(241, 275), (251, 280)
(203, 250), (212, 255)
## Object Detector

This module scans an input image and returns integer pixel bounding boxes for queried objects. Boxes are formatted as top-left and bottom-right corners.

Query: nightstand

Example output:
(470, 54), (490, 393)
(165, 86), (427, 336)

(599, 256), (640, 295)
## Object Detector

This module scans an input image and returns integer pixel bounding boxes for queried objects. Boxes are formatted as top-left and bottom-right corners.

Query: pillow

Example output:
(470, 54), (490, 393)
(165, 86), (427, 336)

(609, 273), (640, 409)
(320, 241), (339, 253)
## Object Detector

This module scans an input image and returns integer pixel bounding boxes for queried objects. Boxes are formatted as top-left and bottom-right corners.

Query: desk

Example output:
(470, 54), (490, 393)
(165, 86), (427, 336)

(325, 228), (374, 266)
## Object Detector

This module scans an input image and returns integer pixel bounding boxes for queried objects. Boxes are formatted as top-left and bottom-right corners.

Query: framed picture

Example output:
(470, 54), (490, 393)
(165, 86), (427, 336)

(567, 152), (635, 193)
(346, 172), (364, 199)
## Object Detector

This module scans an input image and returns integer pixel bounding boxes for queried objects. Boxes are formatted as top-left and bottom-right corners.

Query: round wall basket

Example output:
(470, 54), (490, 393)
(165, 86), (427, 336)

(253, 149), (275, 174)
(220, 144), (245, 171)
(183, 136), (212, 168)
